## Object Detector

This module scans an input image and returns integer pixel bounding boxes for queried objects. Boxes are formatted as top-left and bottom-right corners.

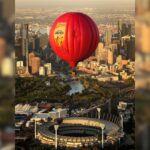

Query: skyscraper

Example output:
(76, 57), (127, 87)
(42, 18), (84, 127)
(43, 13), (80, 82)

(29, 52), (35, 67)
(104, 30), (112, 46)
(121, 23), (132, 36)
(31, 57), (41, 74)
(118, 20), (122, 40)
(20, 24), (30, 74)
(35, 34), (48, 52)
(95, 42), (104, 63)
(108, 48), (114, 65)
(117, 20), (122, 55)
(109, 44), (118, 54)
(15, 37), (23, 59)
(121, 35), (135, 60)
(44, 63), (52, 75)
(128, 24), (132, 36)
(29, 38), (35, 51)
(126, 36), (135, 61)
(21, 24), (29, 58)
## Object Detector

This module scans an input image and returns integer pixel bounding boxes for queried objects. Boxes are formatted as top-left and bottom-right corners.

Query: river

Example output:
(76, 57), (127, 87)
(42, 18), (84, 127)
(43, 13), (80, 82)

(67, 80), (84, 95)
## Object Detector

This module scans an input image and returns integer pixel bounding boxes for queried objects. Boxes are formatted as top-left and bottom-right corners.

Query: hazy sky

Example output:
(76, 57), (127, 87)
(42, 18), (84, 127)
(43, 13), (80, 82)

(16, 0), (135, 9)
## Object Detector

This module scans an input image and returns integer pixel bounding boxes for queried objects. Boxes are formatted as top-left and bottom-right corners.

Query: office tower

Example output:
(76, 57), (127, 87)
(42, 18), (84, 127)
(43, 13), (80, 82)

(128, 24), (132, 36)
(109, 43), (118, 50)
(117, 20), (122, 55)
(109, 44), (118, 55)
(95, 42), (108, 63)
(39, 66), (46, 76)
(100, 47), (108, 64)
(35, 36), (40, 51)
(117, 20), (122, 42)
(121, 23), (127, 36)
(35, 34), (48, 52)
(21, 24), (29, 57)
(29, 38), (35, 51)
(121, 23), (132, 36)
(16, 61), (24, 68)
(122, 35), (135, 60)
(95, 43), (104, 63)
(20, 24), (30, 74)
(29, 52), (35, 67)
(116, 55), (122, 64)
(31, 57), (41, 74)
(44, 63), (52, 75)
(118, 20), (122, 35)
(39, 34), (48, 50)
(15, 38), (23, 59)
(108, 48), (114, 65)
(121, 36), (130, 47)
(126, 36), (135, 61)
(112, 33), (120, 54)
(104, 30), (112, 46)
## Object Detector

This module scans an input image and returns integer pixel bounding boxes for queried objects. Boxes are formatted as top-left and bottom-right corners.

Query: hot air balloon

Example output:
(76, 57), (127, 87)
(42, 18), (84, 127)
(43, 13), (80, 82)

(49, 12), (99, 68)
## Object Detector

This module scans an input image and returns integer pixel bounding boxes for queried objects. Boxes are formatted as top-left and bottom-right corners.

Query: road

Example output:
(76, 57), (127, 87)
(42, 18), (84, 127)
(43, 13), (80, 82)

(72, 87), (135, 117)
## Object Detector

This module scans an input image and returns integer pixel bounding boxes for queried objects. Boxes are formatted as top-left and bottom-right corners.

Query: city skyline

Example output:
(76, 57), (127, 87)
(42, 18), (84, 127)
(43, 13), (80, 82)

(15, 1), (135, 149)
(16, 0), (135, 9)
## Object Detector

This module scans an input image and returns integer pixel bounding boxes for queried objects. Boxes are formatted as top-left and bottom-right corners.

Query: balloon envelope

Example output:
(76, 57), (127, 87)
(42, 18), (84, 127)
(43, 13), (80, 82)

(49, 12), (99, 68)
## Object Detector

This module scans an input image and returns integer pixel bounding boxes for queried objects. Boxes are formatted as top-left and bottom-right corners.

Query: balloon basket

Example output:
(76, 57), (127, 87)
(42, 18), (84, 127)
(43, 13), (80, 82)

(71, 69), (76, 77)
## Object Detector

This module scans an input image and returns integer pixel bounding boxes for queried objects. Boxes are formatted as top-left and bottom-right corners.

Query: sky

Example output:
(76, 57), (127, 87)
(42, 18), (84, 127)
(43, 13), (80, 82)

(16, 0), (135, 9)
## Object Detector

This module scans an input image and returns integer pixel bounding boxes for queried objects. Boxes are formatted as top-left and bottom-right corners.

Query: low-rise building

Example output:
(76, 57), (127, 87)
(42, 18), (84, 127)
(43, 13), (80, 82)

(15, 104), (38, 116)
(49, 108), (68, 120)
(93, 73), (119, 82)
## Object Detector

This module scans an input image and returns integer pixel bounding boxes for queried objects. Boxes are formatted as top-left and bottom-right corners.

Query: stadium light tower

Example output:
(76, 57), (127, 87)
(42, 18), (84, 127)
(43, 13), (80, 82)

(34, 117), (38, 139)
(101, 125), (105, 149)
(120, 114), (124, 130)
(97, 108), (101, 119)
(54, 124), (59, 149)
(57, 108), (61, 118)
